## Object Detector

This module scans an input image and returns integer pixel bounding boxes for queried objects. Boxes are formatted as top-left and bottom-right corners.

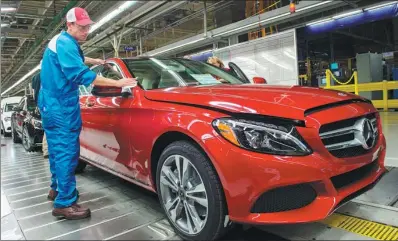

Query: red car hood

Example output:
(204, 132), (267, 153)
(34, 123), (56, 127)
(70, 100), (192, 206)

(144, 85), (367, 120)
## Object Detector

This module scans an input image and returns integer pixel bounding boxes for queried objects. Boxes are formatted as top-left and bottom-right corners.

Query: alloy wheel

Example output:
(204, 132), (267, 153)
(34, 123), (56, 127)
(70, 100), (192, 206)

(159, 154), (209, 235)
(22, 127), (31, 150)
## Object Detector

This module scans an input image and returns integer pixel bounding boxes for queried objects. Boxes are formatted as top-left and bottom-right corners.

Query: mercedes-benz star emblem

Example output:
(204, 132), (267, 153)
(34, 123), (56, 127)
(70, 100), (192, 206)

(360, 119), (376, 150)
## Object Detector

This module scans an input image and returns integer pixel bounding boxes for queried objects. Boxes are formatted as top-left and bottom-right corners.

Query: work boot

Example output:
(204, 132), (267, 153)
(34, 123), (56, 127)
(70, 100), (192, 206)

(52, 203), (91, 220)
(47, 189), (58, 201)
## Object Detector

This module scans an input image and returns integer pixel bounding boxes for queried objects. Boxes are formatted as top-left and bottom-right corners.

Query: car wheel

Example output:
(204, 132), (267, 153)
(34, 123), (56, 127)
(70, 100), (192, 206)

(22, 125), (35, 152)
(11, 123), (21, 143)
(156, 141), (230, 241)
(75, 160), (87, 173)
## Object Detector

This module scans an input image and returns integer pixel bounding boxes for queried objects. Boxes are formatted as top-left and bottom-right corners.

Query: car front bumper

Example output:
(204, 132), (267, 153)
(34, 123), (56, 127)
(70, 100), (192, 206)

(204, 132), (386, 225)
(2, 120), (12, 133)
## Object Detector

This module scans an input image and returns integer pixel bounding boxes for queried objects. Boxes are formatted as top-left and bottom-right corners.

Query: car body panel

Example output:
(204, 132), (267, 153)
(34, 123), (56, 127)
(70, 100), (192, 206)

(10, 95), (43, 145)
(143, 85), (368, 122)
(1, 96), (23, 134)
(78, 57), (386, 226)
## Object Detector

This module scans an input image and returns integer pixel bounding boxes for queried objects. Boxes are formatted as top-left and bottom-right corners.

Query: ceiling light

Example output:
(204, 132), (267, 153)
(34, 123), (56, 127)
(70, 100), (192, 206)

(1, 23), (10, 27)
(365, 1), (398, 11)
(1, 7), (17, 12)
(89, 1), (137, 34)
(152, 37), (205, 56)
(213, 13), (290, 38)
(332, 10), (363, 19)
(1, 64), (41, 96)
(296, 1), (332, 12)
(213, 1), (332, 38)
(306, 18), (333, 26)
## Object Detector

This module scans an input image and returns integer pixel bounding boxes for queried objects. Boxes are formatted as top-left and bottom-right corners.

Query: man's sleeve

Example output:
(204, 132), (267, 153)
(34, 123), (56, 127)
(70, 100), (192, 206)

(56, 37), (97, 87)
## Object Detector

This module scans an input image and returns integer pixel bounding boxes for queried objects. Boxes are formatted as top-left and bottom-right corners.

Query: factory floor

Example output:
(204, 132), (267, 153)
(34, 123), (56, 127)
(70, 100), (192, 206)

(1, 112), (398, 240)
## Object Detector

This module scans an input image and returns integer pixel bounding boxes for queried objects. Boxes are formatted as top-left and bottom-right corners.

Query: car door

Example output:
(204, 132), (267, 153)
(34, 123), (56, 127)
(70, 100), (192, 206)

(228, 62), (251, 83)
(80, 61), (137, 178)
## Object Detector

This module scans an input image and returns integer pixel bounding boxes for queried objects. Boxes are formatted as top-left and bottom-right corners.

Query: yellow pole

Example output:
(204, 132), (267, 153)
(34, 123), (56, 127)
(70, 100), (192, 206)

(354, 71), (359, 95)
(325, 70), (331, 88)
(383, 81), (388, 111)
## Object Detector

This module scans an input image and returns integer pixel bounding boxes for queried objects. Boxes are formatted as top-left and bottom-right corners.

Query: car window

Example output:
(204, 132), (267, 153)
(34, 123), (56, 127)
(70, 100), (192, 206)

(100, 63), (123, 80)
(80, 63), (123, 96)
(4, 103), (18, 112)
(125, 59), (164, 90)
(124, 58), (244, 90)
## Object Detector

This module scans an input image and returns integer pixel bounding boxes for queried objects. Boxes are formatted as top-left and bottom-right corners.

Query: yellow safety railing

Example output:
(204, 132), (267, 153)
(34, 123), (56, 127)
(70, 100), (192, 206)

(323, 69), (398, 111)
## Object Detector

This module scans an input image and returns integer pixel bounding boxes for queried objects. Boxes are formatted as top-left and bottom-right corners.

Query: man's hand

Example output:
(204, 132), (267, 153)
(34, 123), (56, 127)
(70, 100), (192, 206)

(116, 78), (138, 88)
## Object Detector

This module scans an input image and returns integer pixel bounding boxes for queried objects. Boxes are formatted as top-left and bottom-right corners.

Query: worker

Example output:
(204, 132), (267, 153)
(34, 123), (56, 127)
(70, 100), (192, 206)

(31, 70), (49, 159)
(207, 56), (225, 68)
(38, 7), (137, 220)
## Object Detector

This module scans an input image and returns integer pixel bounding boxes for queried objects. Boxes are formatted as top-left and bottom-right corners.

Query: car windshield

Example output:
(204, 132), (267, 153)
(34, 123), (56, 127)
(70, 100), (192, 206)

(4, 103), (18, 112)
(123, 58), (245, 90)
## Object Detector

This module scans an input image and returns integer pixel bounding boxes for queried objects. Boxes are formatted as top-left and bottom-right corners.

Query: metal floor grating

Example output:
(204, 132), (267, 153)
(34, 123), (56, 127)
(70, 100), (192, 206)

(0, 137), (284, 241)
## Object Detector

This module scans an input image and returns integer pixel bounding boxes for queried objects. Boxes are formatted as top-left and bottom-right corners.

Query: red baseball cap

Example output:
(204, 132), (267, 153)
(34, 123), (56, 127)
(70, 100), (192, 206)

(66, 7), (94, 26)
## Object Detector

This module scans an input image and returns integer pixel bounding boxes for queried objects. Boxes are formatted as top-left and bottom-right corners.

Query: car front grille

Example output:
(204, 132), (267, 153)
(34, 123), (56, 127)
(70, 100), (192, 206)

(330, 160), (378, 190)
(250, 183), (317, 213)
(319, 113), (378, 158)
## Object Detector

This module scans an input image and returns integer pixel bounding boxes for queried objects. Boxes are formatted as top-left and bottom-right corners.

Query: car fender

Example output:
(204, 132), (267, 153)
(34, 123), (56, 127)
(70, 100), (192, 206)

(149, 113), (230, 192)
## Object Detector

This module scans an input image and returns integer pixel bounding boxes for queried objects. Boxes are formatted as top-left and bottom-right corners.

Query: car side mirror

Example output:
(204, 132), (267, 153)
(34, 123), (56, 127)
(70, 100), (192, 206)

(253, 77), (267, 84)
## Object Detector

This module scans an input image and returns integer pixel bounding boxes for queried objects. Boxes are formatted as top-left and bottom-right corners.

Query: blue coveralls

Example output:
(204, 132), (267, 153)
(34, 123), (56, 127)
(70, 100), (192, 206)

(38, 31), (97, 208)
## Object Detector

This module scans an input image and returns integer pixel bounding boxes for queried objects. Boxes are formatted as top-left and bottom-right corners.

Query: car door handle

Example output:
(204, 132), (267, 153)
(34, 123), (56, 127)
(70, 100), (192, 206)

(85, 99), (95, 107)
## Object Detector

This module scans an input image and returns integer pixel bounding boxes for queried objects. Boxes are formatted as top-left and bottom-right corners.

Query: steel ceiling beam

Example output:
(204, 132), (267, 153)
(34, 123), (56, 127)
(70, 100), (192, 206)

(145, 0), (347, 56)
(0, 27), (42, 35)
(6, 1), (53, 74)
(83, 0), (220, 56)
(82, 1), (186, 56)
(1, 0), (80, 88)
(0, 13), (50, 20)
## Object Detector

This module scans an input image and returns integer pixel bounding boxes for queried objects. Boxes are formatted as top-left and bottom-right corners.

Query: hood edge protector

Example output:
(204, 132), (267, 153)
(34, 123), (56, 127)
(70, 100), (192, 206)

(304, 98), (372, 116)
(146, 98), (306, 127)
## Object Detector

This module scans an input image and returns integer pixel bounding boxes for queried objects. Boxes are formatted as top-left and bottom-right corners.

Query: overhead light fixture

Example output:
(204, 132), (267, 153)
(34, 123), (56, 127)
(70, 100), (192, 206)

(1, 23), (10, 27)
(365, 1), (398, 11)
(306, 18), (333, 26)
(1, 7), (17, 12)
(332, 9), (363, 19)
(296, 1), (332, 12)
(152, 37), (206, 56)
(89, 1), (137, 34)
(213, 1), (332, 38)
(213, 13), (290, 38)
(1, 64), (41, 96)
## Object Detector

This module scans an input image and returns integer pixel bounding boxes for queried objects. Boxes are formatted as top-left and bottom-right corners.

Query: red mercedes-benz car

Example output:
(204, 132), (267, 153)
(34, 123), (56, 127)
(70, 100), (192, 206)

(77, 57), (386, 240)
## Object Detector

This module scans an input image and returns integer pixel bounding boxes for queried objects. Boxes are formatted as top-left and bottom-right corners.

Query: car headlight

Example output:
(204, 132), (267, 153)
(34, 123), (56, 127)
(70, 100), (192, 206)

(31, 119), (42, 129)
(212, 118), (312, 156)
(4, 117), (11, 122)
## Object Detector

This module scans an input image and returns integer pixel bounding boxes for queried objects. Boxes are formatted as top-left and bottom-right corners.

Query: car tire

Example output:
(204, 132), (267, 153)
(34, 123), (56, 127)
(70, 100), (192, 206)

(11, 123), (21, 143)
(75, 160), (87, 173)
(22, 125), (35, 152)
(156, 140), (230, 241)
